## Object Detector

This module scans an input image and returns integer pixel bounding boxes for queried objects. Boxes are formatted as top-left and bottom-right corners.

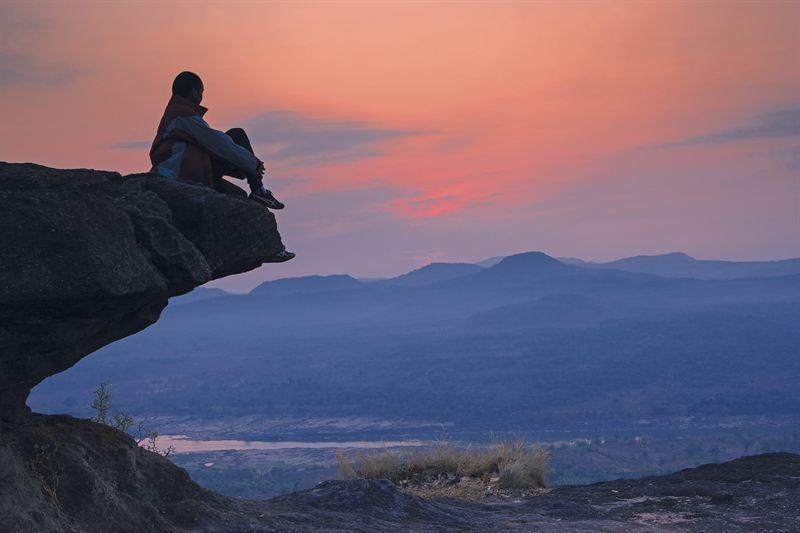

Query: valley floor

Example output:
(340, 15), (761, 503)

(158, 414), (800, 499)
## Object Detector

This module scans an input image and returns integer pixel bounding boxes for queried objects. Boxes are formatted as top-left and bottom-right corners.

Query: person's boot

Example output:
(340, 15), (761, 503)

(249, 185), (285, 210)
(266, 249), (295, 263)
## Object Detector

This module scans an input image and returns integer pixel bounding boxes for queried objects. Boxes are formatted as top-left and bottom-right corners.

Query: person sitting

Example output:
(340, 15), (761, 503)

(150, 71), (294, 262)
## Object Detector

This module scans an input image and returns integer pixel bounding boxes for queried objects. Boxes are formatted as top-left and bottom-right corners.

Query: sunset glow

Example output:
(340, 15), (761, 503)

(2, 1), (798, 290)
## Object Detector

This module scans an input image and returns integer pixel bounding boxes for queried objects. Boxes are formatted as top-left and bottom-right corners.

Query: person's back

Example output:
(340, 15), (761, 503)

(150, 71), (294, 262)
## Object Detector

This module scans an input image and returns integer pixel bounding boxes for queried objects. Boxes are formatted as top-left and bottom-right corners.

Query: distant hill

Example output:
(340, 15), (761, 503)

(169, 287), (230, 306)
(580, 252), (800, 279)
(557, 257), (586, 265)
(474, 255), (505, 267)
(31, 247), (800, 443)
(438, 252), (587, 295)
(382, 262), (485, 287)
(170, 251), (799, 327)
(480, 252), (576, 279)
(250, 274), (363, 297)
(469, 293), (621, 329)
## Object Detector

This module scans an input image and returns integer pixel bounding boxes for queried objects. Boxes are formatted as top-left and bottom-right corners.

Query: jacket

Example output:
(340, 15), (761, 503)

(149, 95), (259, 187)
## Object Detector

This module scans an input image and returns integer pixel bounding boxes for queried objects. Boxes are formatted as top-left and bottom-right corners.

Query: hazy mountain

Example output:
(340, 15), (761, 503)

(169, 287), (230, 306)
(557, 257), (587, 265)
(475, 251), (577, 280)
(474, 255), (505, 267)
(30, 249), (800, 442)
(580, 252), (800, 279)
(432, 252), (661, 307)
(381, 262), (485, 287)
(468, 293), (623, 329)
(250, 274), (363, 297)
(156, 252), (800, 331)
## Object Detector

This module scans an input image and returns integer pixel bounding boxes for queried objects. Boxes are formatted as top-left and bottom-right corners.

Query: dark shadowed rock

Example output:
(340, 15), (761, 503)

(0, 162), (285, 422)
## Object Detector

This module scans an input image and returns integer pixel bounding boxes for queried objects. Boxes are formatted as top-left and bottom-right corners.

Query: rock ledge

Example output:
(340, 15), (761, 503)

(0, 162), (285, 422)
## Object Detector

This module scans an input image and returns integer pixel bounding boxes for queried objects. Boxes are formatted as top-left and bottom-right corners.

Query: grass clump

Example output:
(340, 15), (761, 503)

(497, 448), (547, 489)
(336, 440), (548, 495)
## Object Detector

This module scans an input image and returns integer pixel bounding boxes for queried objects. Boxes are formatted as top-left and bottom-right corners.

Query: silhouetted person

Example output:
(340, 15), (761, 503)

(150, 71), (293, 261)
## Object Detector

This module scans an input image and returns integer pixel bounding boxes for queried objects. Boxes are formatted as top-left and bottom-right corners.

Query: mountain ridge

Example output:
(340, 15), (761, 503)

(379, 262), (485, 287)
(250, 274), (363, 296)
(468, 251), (800, 280)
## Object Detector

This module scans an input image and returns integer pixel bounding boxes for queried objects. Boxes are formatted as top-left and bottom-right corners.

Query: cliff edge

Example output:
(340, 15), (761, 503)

(0, 162), (285, 422)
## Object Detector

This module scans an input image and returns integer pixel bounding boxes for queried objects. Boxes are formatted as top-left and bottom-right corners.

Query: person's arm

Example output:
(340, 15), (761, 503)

(166, 115), (260, 175)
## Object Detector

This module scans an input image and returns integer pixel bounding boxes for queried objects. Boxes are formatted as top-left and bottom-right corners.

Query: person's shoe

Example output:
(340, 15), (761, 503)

(249, 187), (285, 210)
(266, 249), (295, 263)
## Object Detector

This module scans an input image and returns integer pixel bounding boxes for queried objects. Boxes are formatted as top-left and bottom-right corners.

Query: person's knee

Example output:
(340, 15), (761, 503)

(225, 127), (255, 155)
(226, 127), (247, 143)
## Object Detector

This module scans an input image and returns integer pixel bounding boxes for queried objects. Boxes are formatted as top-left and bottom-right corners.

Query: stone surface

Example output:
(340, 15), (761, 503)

(0, 163), (285, 422)
(1, 414), (799, 531)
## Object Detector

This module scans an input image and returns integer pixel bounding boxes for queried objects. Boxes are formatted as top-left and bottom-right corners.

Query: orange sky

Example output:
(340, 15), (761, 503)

(1, 1), (798, 290)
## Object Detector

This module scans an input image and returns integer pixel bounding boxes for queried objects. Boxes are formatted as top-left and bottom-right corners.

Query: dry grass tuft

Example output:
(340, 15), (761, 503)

(336, 440), (548, 496)
(498, 453), (547, 489)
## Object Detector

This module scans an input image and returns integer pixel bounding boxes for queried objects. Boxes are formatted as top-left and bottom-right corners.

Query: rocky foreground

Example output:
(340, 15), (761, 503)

(1, 163), (798, 531)
(2, 413), (799, 531)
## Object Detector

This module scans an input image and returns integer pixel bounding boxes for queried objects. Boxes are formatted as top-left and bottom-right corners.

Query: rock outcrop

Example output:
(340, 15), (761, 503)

(0, 163), (286, 422)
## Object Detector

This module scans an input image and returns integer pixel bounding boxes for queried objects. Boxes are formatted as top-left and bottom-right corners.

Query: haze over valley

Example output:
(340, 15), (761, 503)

(30, 251), (800, 497)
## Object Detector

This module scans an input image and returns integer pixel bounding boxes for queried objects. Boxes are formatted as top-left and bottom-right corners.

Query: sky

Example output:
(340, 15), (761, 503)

(1, 1), (798, 292)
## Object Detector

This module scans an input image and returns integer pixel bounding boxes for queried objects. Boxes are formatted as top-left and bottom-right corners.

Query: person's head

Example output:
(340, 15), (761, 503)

(172, 71), (204, 104)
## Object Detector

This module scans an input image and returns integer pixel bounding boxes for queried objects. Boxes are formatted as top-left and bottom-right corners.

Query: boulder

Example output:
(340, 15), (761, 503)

(0, 162), (285, 422)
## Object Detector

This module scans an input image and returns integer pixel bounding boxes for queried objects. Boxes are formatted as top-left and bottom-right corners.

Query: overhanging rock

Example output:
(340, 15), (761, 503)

(0, 162), (285, 422)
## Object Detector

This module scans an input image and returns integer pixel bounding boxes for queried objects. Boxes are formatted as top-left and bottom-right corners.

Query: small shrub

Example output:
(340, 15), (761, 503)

(112, 412), (134, 433)
(334, 451), (358, 479)
(90, 382), (112, 425)
(136, 423), (175, 457)
(337, 440), (548, 490)
(89, 382), (174, 456)
(497, 450), (548, 489)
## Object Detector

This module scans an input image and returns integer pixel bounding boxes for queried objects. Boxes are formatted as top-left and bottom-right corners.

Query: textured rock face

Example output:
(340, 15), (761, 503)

(0, 162), (285, 422)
